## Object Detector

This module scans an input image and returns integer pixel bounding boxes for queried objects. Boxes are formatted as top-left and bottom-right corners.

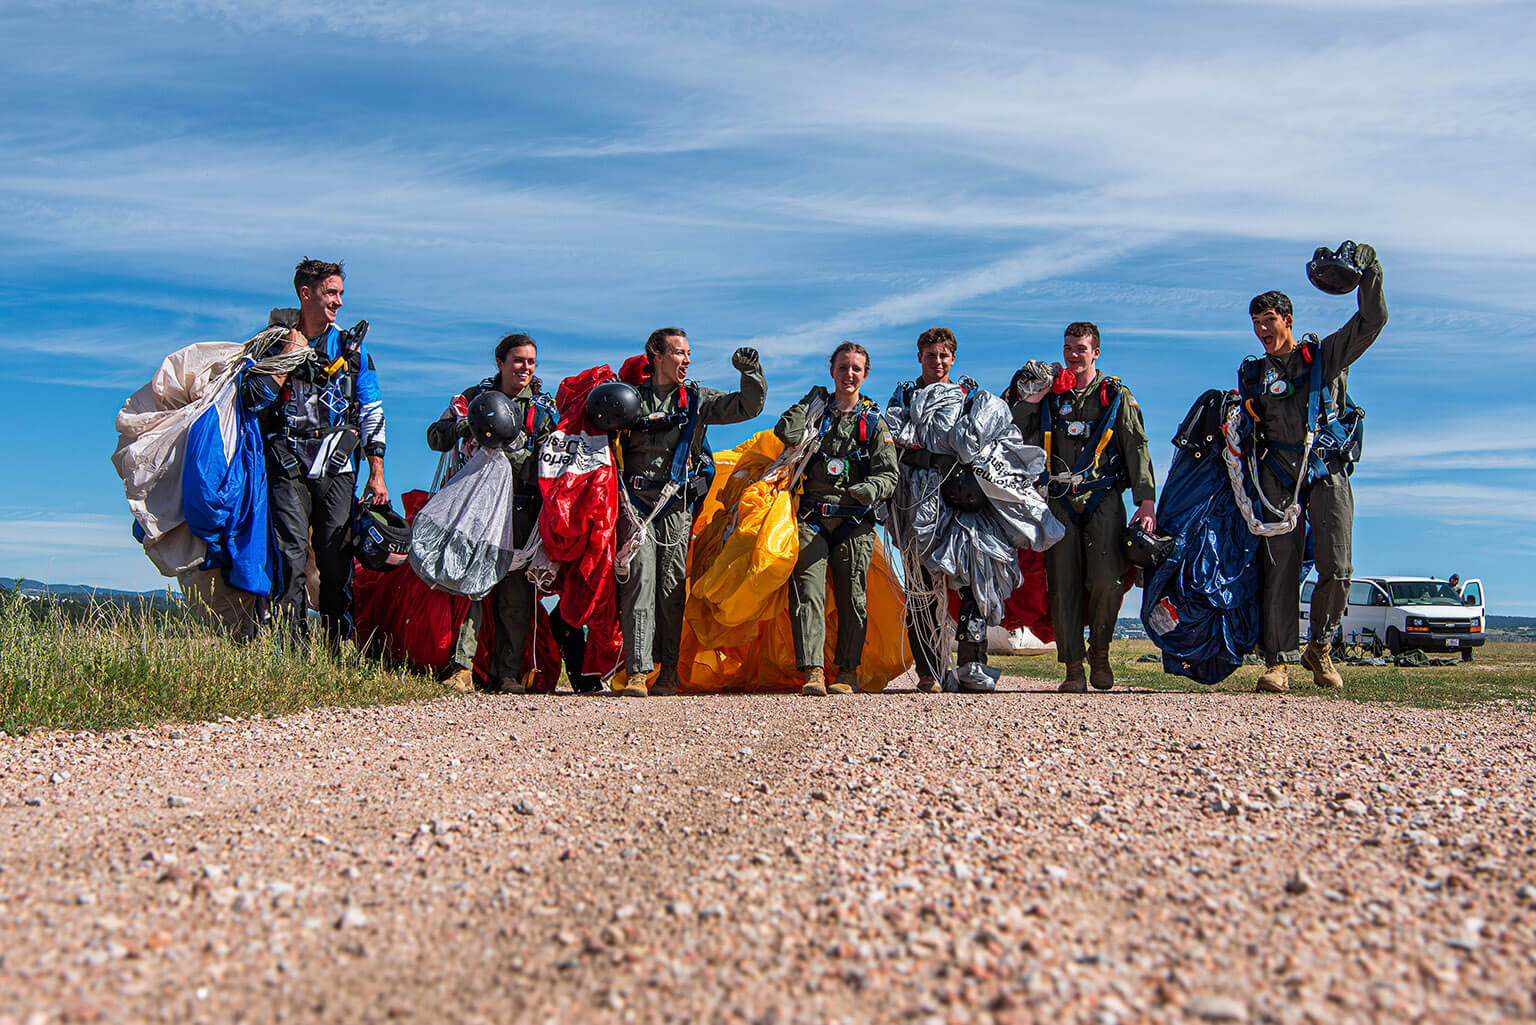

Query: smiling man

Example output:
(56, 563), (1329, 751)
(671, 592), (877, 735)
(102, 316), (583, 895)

(1242, 245), (1387, 693)
(1012, 322), (1156, 692)
(242, 258), (388, 646)
(888, 326), (984, 692)
(615, 327), (767, 697)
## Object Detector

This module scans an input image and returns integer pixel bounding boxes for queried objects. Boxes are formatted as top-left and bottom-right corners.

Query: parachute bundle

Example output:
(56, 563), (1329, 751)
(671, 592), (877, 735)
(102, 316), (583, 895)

(355, 489), (561, 689)
(537, 366), (624, 678)
(671, 428), (910, 693)
(408, 446), (521, 598)
(113, 329), (312, 634)
(1140, 390), (1261, 684)
(884, 384), (1063, 626)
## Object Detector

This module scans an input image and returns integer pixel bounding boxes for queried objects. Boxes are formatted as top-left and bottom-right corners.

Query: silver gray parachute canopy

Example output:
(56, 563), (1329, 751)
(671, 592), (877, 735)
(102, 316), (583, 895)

(885, 383), (1063, 624)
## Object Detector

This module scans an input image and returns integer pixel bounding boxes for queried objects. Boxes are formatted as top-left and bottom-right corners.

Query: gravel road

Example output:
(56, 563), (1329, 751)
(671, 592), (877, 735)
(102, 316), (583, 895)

(3, 672), (1533, 1024)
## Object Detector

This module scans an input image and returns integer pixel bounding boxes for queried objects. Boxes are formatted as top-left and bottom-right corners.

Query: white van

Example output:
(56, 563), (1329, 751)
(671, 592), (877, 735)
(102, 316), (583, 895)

(1301, 576), (1485, 660)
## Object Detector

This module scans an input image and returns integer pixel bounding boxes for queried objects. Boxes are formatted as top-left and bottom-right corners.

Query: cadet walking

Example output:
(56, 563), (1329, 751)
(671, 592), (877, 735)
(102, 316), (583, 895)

(616, 328), (766, 696)
(1243, 243), (1386, 692)
(1012, 322), (1156, 692)
(774, 342), (899, 696)
(426, 333), (557, 693)
(242, 258), (389, 646)
(887, 327), (990, 691)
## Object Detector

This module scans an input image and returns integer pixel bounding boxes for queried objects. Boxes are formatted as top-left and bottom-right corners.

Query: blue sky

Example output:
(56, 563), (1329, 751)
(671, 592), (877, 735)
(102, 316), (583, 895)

(3, 1), (1534, 612)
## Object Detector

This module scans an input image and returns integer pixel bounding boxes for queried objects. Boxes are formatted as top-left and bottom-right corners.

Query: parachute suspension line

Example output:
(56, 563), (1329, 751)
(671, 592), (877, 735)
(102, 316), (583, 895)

(886, 459), (961, 681)
(1219, 402), (1312, 537)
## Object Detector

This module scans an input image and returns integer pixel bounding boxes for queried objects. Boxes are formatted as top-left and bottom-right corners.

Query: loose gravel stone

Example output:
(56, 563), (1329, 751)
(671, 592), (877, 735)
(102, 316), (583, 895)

(1187, 995), (1249, 1022)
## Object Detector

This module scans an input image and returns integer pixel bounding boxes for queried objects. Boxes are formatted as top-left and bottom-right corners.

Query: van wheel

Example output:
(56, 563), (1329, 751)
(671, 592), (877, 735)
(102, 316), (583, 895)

(1386, 628), (1404, 656)
(1461, 648), (1473, 663)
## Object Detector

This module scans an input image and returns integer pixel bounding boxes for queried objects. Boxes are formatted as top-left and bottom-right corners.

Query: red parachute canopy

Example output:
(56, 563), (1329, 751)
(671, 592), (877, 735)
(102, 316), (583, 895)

(353, 489), (560, 689)
(538, 367), (623, 678)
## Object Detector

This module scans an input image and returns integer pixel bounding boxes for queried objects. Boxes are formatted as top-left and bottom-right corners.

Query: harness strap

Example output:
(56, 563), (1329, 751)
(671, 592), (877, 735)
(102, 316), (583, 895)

(798, 501), (876, 548)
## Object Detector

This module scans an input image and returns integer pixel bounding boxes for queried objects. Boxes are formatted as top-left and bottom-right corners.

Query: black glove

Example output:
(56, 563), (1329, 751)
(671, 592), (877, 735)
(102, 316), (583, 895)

(454, 417), (473, 440)
(1353, 242), (1379, 271)
(732, 347), (759, 371)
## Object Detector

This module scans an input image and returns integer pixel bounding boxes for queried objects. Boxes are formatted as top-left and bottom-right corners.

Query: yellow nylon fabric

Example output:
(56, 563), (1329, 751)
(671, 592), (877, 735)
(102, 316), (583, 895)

(608, 429), (909, 694)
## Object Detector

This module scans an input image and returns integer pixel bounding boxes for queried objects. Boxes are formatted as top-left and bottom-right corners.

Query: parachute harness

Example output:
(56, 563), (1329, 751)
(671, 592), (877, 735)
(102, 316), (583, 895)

(1220, 398), (1313, 537)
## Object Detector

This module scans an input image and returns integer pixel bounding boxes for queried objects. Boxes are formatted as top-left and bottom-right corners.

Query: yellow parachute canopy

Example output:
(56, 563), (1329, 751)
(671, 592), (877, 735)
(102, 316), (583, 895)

(614, 429), (910, 694)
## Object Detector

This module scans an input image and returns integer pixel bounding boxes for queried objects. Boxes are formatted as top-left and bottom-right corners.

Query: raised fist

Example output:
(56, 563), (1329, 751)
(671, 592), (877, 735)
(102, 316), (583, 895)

(1353, 242), (1378, 271)
(732, 347), (759, 371)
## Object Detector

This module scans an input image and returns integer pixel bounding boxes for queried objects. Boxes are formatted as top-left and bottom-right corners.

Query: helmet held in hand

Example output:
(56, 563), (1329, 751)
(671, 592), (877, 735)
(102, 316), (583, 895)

(353, 502), (411, 571)
(467, 390), (521, 448)
(1124, 520), (1174, 570)
(1307, 240), (1363, 295)
(585, 380), (643, 433)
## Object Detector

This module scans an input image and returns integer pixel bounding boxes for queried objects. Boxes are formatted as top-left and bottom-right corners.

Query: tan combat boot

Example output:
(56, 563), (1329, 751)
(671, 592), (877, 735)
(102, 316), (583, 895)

(1300, 641), (1343, 689)
(651, 665), (681, 696)
(621, 673), (650, 698)
(829, 668), (857, 695)
(1255, 661), (1289, 693)
(916, 674), (939, 693)
(442, 666), (475, 694)
(1058, 661), (1087, 693)
(801, 667), (828, 697)
(496, 676), (526, 695)
(1087, 645), (1115, 691)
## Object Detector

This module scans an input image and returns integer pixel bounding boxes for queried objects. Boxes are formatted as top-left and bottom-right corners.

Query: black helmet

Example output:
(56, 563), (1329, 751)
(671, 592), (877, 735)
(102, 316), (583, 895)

(585, 380), (641, 434)
(1124, 521), (1174, 570)
(1307, 240), (1362, 295)
(939, 466), (990, 513)
(467, 390), (521, 448)
(353, 502), (411, 571)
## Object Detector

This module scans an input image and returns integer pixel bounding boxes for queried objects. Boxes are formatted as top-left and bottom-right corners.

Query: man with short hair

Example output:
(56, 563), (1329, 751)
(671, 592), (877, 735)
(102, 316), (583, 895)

(888, 326), (982, 692)
(1243, 246), (1386, 692)
(616, 328), (766, 696)
(427, 333), (558, 693)
(1012, 322), (1156, 692)
(243, 259), (388, 644)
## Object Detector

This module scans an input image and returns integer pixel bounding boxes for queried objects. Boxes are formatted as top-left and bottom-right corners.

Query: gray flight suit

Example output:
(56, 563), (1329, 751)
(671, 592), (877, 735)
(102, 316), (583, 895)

(427, 379), (555, 682)
(618, 365), (767, 677)
(1013, 371), (1156, 663)
(1250, 264), (1387, 662)
(774, 388), (900, 670)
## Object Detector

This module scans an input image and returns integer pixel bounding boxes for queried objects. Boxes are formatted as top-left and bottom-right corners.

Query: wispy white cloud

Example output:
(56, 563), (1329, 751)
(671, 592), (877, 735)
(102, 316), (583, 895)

(1355, 482), (1536, 525)
(740, 233), (1160, 355)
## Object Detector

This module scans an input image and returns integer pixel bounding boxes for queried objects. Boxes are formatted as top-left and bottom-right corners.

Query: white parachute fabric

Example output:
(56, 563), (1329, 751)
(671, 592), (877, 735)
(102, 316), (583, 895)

(112, 332), (305, 578)
(891, 384), (1063, 623)
(408, 447), (518, 598)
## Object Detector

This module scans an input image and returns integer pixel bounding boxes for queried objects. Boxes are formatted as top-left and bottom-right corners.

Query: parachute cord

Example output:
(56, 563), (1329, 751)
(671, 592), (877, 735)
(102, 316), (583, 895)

(886, 463), (957, 682)
(1220, 403), (1311, 537)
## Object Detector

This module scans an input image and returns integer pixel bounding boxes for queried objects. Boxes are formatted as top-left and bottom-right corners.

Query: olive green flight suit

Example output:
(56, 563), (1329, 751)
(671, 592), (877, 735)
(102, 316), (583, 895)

(426, 379), (554, 681)
(1013, 371), (1156, 663)
(1251, 263), (1387, 662)
(774, 388), (900, 670)
(618, 365), (767, 677)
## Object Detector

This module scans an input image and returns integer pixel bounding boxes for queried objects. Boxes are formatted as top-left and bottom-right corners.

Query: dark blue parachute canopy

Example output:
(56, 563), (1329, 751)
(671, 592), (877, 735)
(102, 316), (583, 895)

(181, 369), (275, 596)
(1141, 390), (1259, 684)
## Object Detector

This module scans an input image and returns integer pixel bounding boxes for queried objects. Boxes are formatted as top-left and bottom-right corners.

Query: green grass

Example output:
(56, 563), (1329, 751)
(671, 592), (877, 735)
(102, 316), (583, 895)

(0, 591), (443, 735)
(994, 638), (1536, 709)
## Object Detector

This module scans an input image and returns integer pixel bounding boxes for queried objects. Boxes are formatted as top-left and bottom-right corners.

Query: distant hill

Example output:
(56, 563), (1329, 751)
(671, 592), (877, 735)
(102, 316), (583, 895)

(0, 578), (174, 600)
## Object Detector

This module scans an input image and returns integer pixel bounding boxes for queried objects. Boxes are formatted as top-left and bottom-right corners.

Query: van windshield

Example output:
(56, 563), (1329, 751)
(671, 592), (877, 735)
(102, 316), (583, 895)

(1387, 581), (1464, 606)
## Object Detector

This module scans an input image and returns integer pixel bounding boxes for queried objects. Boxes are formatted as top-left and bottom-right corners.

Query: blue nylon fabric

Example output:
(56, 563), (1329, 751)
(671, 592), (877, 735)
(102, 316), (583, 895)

(1140, 435), (1259, 685)
(182, 370), (274, 596)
